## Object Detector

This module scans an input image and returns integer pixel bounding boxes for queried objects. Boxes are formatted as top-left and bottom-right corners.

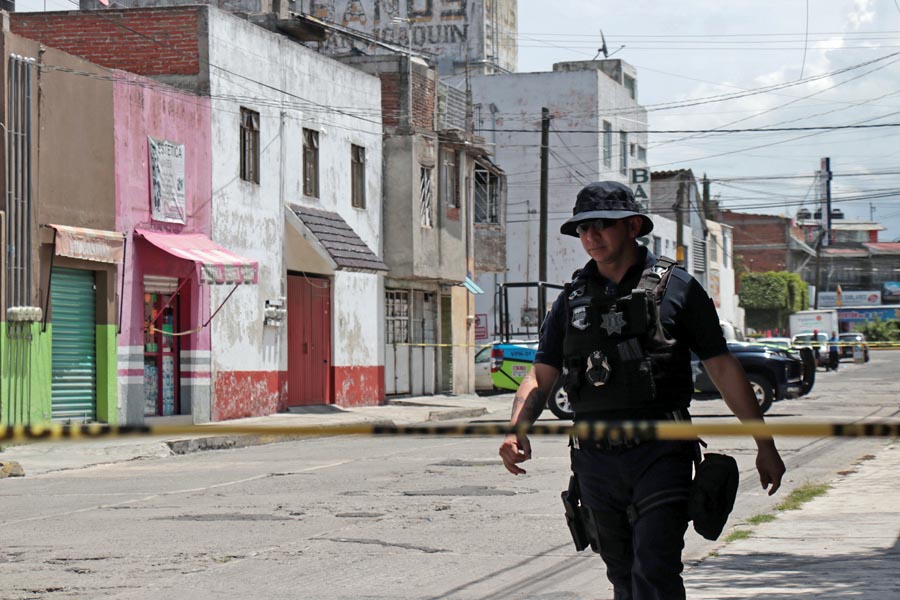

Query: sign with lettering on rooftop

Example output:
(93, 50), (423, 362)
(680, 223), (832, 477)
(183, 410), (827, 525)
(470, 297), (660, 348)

(630, 167), (651, 210)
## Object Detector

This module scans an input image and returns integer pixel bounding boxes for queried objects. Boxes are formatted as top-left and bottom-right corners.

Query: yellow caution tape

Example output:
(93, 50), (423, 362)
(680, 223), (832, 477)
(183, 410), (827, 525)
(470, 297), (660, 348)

(2, 421), (899, 443)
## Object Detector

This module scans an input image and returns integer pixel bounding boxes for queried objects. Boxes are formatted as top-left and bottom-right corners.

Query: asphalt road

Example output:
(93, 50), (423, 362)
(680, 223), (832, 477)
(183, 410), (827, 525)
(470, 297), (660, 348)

(0, 352), (896, 600)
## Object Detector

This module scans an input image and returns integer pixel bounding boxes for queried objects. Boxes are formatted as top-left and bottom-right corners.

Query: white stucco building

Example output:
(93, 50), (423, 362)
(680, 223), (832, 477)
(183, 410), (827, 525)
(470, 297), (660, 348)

(466, 59), (650, 341)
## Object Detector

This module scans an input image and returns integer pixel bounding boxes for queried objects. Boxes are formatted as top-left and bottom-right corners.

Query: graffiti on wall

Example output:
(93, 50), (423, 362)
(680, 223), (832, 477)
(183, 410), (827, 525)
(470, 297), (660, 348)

(311, 0), (470, 54)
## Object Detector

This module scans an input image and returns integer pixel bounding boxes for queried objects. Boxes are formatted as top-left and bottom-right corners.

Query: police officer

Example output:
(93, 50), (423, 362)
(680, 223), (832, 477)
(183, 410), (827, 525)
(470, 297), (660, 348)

(499, 181), (785, 600)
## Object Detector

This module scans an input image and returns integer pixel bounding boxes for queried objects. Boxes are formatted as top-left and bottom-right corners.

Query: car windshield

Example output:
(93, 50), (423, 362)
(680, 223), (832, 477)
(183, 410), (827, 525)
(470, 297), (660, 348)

(794, 333), (828, 343)
(839, 333), (864, 342)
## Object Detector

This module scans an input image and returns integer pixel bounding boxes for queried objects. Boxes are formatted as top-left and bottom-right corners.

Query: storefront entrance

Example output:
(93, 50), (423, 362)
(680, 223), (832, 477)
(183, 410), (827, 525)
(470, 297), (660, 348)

(143, 277), (181, 416)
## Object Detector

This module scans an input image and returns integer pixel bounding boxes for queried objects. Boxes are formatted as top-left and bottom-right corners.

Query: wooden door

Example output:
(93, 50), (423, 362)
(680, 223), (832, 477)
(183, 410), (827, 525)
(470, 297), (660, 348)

(287, 274), (332, 405)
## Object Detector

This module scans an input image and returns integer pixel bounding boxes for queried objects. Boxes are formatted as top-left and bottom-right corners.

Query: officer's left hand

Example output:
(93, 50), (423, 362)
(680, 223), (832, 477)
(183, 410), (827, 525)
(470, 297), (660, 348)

(499, 433), (532, 475)
(756, 443), (786, 495)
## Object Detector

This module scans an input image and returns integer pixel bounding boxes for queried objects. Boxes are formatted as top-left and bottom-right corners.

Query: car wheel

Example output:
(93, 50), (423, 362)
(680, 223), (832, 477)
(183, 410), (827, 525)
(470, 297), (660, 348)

(746, 373), (774, 414)
(547, 376), (575, 420)
(798, 347), (816, 395)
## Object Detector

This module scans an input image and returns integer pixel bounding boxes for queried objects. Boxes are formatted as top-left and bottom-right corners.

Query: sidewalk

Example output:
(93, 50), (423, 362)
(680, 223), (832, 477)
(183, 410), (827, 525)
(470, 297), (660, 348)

(0, 393), (513, 476)
(684, 440), (900, 599)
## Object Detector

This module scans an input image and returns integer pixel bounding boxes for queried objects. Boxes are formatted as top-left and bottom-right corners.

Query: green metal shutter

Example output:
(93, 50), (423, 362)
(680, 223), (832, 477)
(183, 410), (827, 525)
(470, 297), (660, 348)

(51, 267), (97, 422)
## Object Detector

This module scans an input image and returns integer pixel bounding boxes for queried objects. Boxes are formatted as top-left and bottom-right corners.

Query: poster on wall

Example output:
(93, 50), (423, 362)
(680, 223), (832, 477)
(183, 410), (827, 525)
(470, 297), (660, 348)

(149, 136), (186, 224)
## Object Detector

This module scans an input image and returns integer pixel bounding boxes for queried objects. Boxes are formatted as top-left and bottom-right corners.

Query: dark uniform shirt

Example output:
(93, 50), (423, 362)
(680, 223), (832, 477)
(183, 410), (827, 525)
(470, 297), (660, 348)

(534, 246), (728, 419)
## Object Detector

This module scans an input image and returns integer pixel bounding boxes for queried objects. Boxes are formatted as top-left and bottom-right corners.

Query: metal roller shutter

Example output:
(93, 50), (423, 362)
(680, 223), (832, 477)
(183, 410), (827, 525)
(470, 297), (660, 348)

(51, 267), (97, 422)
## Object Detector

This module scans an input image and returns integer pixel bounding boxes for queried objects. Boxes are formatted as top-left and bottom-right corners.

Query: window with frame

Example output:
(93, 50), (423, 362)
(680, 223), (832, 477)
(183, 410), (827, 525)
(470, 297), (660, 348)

(474, 166), (500, 224)
(419, 166), (434, 228)
(619, 131), (628, 175)
(652, 235), (661, 256)
(602, 121), (612, 168)
(440, 148), (458, 207)
(351, 144), (366, 209)
(240, 107), (260, 184)
(303, 128), (319, 198)
(623, 74), (637, 100)
(710, 235), (719, 263)
(637, 145), (647, 162)
(385, 290), (410, 344)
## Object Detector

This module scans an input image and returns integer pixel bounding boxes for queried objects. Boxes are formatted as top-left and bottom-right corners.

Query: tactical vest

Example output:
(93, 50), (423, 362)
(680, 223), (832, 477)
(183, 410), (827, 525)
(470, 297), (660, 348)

(561, 256), (690, 416)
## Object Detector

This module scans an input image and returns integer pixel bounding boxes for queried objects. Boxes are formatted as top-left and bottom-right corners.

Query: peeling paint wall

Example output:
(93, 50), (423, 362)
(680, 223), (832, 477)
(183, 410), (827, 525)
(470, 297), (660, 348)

(470, 61), (650, 341)
(311, 0), (517, 75)
(206, 7), (383, 415)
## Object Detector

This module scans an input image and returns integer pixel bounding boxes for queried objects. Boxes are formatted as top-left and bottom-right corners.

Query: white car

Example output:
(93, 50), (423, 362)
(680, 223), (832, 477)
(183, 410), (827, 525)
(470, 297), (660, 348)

(474, 346), (494, 392)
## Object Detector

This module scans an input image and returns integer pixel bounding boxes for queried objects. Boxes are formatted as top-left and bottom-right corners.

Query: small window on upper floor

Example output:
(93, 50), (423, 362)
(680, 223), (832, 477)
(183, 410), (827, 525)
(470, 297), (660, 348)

(303, 128), (319, 198)
(637, 145), (647, 162)
(351, 144), (366, 209)
(619, 131), (628, 175)
(240, 107), (260, 184)
(440, 148), (459, 208)
(623, 74), (637, 100)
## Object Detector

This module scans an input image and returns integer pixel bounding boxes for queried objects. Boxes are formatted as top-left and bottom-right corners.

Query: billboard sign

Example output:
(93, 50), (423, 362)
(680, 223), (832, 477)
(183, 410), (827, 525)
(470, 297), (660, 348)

(818, 290), (881, 308)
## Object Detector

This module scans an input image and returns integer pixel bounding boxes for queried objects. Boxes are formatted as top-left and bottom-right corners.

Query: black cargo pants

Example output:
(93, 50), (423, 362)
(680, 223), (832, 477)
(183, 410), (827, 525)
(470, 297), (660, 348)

(572, 440), (696, 600)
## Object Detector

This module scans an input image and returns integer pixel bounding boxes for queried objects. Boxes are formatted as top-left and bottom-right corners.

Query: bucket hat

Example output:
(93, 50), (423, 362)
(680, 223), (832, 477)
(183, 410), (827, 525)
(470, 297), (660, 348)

(560, 181), (653, 237)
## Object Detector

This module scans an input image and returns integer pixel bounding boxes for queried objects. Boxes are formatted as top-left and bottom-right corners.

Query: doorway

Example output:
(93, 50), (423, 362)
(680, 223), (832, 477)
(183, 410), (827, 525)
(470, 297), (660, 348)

(287, 273), (332, 406)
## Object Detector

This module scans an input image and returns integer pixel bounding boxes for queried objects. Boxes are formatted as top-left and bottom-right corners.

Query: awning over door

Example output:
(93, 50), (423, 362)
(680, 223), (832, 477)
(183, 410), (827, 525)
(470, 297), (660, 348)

(135, 229), (258, 285)
(46, 223), (125, 264)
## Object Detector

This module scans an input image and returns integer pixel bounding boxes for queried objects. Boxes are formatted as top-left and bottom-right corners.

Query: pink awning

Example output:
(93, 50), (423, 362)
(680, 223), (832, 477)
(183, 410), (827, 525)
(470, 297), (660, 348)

(135, 229), (258, 285)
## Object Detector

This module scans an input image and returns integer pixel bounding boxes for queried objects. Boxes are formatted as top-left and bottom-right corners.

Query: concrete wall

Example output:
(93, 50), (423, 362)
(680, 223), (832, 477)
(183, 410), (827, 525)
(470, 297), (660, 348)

(205, 7), (383, 415)
(113, 70), (213, 424)
(470, 61), (649, 341)
(706, 220), (739, 327)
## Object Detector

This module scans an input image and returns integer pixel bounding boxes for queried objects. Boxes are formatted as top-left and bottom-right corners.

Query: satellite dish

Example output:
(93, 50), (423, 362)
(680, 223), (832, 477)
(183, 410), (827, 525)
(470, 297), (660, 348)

(593, 29), (609, 60)
(593, 30), (625, 60)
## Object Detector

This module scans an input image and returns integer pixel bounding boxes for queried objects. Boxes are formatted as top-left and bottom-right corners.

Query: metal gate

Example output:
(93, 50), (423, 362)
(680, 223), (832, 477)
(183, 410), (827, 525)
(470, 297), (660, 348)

(287, 274), (331, 406)
(51, 267), (97, 422)
(384, 289), (436, 396)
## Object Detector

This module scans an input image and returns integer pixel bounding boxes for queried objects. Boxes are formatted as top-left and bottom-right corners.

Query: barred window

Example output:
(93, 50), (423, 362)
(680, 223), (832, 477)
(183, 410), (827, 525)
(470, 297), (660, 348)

(240, 108), (260, 184)
(385, 290), (410, 344)
(303, 128), (319, 198)
(351, 144), (366, 209)
(474, 166), (500, 224)
(419, 167), (434, 228)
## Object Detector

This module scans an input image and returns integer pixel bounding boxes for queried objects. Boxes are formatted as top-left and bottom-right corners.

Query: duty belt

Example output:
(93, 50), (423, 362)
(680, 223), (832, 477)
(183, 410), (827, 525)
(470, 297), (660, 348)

(570, 409), (690, 451)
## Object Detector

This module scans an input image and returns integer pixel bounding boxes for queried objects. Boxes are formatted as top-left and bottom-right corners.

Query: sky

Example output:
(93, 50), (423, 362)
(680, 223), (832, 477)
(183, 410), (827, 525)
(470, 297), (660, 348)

(15, 0), (900, 241)
(516, 0), (900, 242)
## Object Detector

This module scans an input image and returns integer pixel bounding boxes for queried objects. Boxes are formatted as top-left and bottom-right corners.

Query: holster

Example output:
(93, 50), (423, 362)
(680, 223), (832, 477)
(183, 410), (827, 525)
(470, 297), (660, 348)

(561, 474), (597, 552)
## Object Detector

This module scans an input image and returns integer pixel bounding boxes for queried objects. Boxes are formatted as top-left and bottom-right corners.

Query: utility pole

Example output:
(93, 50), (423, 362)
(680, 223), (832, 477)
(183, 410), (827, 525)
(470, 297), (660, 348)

(701, 173), (711, 219)
(823, 157), (832, 245)
(675, 176), (685, 265)
(539, 107), (550, 283)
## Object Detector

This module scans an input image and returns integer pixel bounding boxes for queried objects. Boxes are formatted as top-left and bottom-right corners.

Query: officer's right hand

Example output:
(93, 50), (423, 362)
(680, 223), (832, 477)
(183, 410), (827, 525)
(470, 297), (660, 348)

(499, 433), (532, 475)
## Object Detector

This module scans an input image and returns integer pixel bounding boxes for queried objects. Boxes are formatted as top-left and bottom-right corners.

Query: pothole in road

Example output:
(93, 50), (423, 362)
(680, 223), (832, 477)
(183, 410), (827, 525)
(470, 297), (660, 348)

(430, 459), (501, 467)
(155, 513), (297, 522)
(403, 485), (530, 497)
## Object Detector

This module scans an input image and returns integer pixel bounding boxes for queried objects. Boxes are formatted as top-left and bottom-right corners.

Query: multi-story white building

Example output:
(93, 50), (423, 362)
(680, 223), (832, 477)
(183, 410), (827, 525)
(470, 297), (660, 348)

(466, 59), (649, 341)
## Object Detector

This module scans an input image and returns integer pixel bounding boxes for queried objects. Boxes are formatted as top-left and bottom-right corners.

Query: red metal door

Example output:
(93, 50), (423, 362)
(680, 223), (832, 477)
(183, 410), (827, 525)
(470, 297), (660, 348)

(287, 274), (332, 406)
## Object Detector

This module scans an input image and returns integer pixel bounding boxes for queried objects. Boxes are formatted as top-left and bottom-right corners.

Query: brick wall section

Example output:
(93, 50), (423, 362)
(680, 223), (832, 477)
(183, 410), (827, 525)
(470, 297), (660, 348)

(10, 8), (201, 76)
(411, 70), (435, 129)
(380, 73), (401, 128)
(378, 68), (435, 129)
(719, 210), (792, 289)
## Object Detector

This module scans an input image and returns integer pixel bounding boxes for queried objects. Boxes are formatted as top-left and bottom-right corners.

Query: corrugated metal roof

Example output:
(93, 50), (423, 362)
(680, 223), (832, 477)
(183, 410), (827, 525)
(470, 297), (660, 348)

(821, 247), (868, 257)
(863, 242), (900, 255)
(290, 206), (388, 273)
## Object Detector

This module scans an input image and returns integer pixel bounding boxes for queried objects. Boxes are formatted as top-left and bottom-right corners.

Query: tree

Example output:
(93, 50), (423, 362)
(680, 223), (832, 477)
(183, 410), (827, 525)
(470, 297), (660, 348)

(739, 271), (809, 332)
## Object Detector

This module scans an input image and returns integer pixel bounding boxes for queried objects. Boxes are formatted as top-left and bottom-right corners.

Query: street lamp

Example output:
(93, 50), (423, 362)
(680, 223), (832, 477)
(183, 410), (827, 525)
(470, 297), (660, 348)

(392, 16), (414, 130)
